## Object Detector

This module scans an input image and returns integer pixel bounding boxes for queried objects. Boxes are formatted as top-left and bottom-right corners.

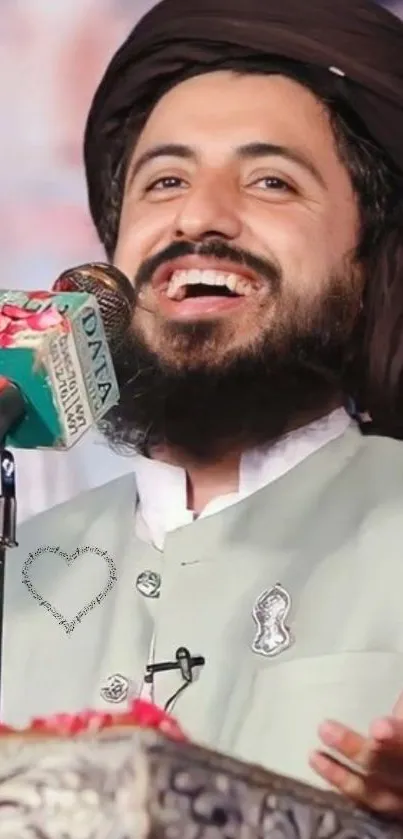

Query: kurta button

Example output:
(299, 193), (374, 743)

(136, 570), (161, 598)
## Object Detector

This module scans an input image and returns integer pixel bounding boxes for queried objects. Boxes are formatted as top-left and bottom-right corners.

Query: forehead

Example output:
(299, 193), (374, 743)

(134, 70), (338, 161)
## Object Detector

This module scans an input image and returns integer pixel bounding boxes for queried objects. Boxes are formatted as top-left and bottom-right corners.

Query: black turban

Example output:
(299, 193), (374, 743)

(84, 0), (403, 251)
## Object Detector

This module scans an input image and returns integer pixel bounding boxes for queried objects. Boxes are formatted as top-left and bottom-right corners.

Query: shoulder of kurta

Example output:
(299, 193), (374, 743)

(349, 433), (403, 500)
(13, 472), (137, 557)
(342, 434), (403, 568)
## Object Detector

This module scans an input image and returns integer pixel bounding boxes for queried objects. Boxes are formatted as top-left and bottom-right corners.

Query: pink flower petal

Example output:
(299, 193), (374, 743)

(1, 304), (29, 320)
(0, 315), (11, 332)
(29, 308), (64, 330)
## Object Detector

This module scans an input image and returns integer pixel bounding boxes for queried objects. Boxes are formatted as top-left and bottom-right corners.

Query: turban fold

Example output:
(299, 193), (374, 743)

(84, 0), (403, 248)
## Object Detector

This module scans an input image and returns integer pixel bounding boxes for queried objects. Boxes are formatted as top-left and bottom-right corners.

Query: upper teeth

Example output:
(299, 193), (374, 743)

(166, 269), (254, 299)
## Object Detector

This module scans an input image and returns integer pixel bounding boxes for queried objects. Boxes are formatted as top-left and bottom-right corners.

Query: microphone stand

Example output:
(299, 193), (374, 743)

(0, 381), (26, 717)
(0, 448), (18, 716)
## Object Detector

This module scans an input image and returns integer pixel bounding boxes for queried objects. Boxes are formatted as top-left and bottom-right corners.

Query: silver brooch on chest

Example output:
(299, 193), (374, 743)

(252, 583), (293, 657)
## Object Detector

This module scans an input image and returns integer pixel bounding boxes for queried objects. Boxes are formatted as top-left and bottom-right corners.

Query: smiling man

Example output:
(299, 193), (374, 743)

(94, 65), (366, 500)
(5, 0), (403, 813)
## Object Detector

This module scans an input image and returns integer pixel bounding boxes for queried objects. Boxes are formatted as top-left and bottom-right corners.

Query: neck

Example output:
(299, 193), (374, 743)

(150, 401), (343, 515)
(152, 446), (242, 515)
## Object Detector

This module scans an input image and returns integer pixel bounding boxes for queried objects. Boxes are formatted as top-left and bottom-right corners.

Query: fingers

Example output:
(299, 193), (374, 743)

(371, 717), (403, 749)
(318, 719), (403, 786)
(309, 751), (403, 816)
(318, 720), (370, 765)
(311, 701), (403, 816)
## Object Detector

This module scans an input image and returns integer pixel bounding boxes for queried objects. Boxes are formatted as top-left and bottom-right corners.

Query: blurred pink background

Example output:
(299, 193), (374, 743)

(0, 0), (401, 521)
(0, 0), (155, 522)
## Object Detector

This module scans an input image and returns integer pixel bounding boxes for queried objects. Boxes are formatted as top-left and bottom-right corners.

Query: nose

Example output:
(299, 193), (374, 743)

(173, 173), (242, 242)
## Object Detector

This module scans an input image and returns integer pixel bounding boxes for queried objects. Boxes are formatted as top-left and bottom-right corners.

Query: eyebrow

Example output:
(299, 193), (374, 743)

(127, 141), (326, 189)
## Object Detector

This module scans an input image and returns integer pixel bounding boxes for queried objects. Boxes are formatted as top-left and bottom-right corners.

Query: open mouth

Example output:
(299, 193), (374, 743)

(163, 269), (257, 301)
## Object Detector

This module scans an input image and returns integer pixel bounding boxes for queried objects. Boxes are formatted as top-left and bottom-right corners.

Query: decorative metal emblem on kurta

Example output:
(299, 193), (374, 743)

(100, 673), (130, 703)
(135, 570), (161, 598)
(252, 583), (293, 657)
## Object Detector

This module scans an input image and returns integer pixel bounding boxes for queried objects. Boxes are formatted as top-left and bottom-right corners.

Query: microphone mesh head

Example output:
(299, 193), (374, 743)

(52, 263), (135, 345)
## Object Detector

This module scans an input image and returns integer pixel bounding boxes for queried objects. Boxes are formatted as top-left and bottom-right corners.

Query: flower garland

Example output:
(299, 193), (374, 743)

(0, 700), (185, 740)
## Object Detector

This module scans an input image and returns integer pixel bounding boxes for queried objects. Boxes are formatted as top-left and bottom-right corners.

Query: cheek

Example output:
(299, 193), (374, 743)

(113, 200), (173, 279)
(252, 213), (330, 296)
(252, 205), (355, 298)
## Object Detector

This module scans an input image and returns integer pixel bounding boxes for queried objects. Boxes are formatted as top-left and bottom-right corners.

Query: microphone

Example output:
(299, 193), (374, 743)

(144, 647), (205, 684)
(0, 263), (135, 449)
(52, 262), (135, 352)
(176, 646), (197, 683)
(0, 378), (26, 444)
(144, 647), (205, 714)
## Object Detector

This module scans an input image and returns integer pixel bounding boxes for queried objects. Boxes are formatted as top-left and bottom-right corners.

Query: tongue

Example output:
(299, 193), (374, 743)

(185, 283), (238, 298)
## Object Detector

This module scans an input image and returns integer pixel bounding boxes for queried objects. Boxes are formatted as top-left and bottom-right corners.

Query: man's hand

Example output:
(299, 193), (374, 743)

(310, 693), (403, 816)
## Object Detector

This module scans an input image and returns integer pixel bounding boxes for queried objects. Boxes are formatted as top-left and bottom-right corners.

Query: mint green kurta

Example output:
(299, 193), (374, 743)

(3, 426), (403, 788)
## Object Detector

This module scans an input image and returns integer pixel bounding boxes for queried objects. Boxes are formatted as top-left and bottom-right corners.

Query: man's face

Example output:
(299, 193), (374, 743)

(106, 70), (363, 459)
(114, 70), (361, 369)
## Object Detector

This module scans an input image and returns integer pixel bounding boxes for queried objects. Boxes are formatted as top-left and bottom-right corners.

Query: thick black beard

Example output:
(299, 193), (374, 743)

(100, 298), (355, 463)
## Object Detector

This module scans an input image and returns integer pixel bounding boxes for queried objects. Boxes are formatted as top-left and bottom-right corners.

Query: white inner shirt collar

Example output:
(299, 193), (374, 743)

(133, 407), (353, 550)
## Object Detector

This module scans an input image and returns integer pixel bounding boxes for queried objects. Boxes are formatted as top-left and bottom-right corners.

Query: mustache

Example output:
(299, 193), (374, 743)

(133, 239), (282, 296)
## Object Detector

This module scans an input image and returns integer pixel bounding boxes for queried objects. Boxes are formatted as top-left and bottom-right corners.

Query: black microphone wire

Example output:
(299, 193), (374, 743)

(164, 647), (206, 713)
(145, 647), (205, 714)
(164, 680), (191, 714)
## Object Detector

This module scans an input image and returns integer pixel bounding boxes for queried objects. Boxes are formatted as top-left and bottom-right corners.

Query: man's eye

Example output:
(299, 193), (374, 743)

(253, 176), (295, 192)
(145, 176), (184, 192)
